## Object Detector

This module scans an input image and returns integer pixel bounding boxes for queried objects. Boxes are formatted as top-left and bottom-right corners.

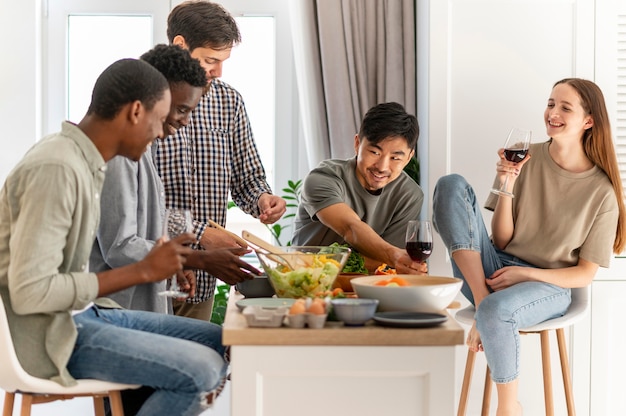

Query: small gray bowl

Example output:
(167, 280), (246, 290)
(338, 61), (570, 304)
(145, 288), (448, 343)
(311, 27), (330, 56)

(236, 275), (276, 298)
(330, 298), (379, 326)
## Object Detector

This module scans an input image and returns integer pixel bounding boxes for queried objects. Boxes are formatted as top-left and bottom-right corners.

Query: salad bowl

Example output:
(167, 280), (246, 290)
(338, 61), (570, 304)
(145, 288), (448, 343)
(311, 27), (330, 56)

(255, 246), (351, 298)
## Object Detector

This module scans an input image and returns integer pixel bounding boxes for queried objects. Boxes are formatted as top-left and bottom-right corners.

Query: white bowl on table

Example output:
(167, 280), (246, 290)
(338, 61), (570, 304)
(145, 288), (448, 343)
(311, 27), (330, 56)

(351, 275), (462, 313)
(330, 298), (379, 326)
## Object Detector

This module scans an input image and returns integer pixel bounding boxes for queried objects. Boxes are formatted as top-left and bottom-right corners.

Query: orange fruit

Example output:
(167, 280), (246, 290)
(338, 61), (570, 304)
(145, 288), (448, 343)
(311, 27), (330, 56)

(374, 277), (409, 287)
(389, 277), (409, 286)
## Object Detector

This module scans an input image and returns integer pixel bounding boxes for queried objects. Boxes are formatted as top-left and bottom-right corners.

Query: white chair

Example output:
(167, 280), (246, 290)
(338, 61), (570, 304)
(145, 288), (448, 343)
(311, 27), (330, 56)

(455, 286), (590, 416)
(0, 296), (140, 416)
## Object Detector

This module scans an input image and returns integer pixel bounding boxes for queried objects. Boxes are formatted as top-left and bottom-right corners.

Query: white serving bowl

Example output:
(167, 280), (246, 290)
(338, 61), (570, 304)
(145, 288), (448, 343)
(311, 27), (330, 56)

(351, 275), (462, 313)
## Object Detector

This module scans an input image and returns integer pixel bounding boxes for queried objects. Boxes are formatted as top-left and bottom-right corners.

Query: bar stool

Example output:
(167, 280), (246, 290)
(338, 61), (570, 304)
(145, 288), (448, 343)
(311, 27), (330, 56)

(455, 286), (590, 416)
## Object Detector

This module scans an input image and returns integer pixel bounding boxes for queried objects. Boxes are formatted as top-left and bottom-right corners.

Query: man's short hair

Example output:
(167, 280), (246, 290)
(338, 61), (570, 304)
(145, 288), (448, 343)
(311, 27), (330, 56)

(140, 44), (207, 87)
(358, 102), (419, 149)
(87, 58), (169, 120)
(167, 0), (241, 52)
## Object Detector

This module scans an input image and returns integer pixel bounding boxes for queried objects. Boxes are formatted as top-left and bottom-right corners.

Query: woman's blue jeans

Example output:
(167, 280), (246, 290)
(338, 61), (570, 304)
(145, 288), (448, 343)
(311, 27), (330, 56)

(432, 174), (571, 383)
(68, 306), (227, 416)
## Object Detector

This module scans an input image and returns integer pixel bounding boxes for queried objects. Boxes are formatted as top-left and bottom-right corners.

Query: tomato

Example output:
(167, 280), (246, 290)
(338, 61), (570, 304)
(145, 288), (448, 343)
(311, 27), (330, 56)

(313, 288), (345, 298)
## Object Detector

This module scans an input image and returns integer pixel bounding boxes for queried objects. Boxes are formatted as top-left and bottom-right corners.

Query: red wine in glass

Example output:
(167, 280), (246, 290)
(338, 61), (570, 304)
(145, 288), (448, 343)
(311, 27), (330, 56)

(406, 241), (433, 261)
(503, 148), (528, 162)
(491, 127), (532, 198)
(405, 220), (433, 262)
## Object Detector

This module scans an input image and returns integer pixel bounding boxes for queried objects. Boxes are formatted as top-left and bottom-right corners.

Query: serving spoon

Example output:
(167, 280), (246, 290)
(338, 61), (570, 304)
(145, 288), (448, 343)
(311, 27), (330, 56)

(241, 230), (297, 269)
(241, 230), (313, 269)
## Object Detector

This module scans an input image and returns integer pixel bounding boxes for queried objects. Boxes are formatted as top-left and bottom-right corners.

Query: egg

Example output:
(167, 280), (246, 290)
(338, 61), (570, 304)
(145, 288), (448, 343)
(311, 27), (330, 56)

(307, 299), (326, 315)
(289, 299), (306, 315)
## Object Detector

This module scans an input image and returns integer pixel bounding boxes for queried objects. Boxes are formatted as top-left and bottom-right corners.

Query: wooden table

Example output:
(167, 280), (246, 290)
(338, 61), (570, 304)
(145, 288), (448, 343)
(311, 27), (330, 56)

(223, 288), (464, 416)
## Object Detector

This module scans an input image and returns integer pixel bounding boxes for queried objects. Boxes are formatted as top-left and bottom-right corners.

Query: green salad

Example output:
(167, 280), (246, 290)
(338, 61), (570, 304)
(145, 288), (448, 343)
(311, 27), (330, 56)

(328, 243), (368, 274)
(267, 255), (341, 298)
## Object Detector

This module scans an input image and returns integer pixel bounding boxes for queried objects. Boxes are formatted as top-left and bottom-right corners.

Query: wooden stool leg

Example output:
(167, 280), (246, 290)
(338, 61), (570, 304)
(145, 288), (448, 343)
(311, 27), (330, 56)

(556, 328), (576, 415)
(3, 392), (15, 416)
(108, 391), (125, 416)
(19, 394), (33, 416)
(93, 396), (106, 416)
(481, 366), (492, 416)
(458, 348), (477, 416)
(540, 330), (554, 416)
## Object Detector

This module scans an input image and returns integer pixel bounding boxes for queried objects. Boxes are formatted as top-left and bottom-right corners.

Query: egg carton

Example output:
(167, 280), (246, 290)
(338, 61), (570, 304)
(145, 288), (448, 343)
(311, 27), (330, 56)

(284, 313), (328, 329)
(242, 305), (288, 327)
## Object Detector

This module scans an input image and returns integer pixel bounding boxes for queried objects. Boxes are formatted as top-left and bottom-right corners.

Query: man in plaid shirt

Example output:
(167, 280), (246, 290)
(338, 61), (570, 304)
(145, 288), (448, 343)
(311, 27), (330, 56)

(156, 0), (286, 320)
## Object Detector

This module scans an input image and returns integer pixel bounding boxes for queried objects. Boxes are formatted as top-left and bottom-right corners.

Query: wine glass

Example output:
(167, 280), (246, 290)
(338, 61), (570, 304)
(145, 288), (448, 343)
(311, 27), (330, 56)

(405, 220), (433, 262)
(490, 127), (532, 198)
(158, 208), (192, 298)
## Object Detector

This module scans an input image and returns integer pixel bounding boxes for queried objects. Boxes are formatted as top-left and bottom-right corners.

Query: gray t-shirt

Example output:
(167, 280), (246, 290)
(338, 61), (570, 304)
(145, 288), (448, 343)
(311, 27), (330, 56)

(485, 141), (618, 268)
(292, 158), (424, 248)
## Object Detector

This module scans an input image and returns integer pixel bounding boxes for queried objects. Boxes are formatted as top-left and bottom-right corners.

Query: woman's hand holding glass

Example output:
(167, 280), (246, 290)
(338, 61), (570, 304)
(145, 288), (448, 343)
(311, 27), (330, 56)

(491, 127), (532, 198)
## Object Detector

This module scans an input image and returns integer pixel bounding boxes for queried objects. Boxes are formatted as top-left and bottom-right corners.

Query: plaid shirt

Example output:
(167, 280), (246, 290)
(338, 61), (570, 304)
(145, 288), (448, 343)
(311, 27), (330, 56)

(155, 79), (272, 302)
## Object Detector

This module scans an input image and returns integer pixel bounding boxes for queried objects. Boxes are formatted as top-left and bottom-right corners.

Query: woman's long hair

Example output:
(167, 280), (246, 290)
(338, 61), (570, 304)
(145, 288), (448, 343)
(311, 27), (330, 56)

(555, 78), (626, 253)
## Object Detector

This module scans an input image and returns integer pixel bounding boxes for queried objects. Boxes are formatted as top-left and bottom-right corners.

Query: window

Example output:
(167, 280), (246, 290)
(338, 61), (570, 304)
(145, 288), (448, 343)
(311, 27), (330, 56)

(67, 15), (153, 122)
(44, 0), (169, 134)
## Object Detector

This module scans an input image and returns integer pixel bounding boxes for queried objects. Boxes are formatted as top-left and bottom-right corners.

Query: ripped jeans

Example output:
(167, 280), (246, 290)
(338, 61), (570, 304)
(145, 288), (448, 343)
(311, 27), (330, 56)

(432, 174), (571, 383)
(68, 306), (227, 416)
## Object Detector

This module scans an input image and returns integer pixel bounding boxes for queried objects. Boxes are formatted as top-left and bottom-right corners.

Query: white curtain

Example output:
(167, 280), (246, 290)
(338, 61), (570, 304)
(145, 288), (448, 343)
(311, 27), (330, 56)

(290, 0), (416, 166)
(289, 0), (331, 170)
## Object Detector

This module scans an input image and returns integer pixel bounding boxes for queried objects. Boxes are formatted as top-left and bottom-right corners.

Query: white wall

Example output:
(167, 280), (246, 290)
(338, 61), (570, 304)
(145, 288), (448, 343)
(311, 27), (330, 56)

(0, 0), (42, 184)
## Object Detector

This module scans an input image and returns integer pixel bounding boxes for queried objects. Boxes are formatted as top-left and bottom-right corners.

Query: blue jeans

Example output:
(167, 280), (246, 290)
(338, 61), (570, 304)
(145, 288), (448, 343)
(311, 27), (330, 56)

(68, 306), (227, 416)
(432, 174), (571, 383)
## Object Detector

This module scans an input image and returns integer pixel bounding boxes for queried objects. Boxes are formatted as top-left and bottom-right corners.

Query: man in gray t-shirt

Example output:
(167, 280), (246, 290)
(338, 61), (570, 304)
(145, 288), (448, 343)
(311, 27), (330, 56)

(292, 102), (426, 274)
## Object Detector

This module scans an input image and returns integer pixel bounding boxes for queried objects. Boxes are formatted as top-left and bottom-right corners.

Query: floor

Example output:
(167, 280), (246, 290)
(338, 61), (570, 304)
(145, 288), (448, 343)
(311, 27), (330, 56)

(0, 382), (231, 415)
